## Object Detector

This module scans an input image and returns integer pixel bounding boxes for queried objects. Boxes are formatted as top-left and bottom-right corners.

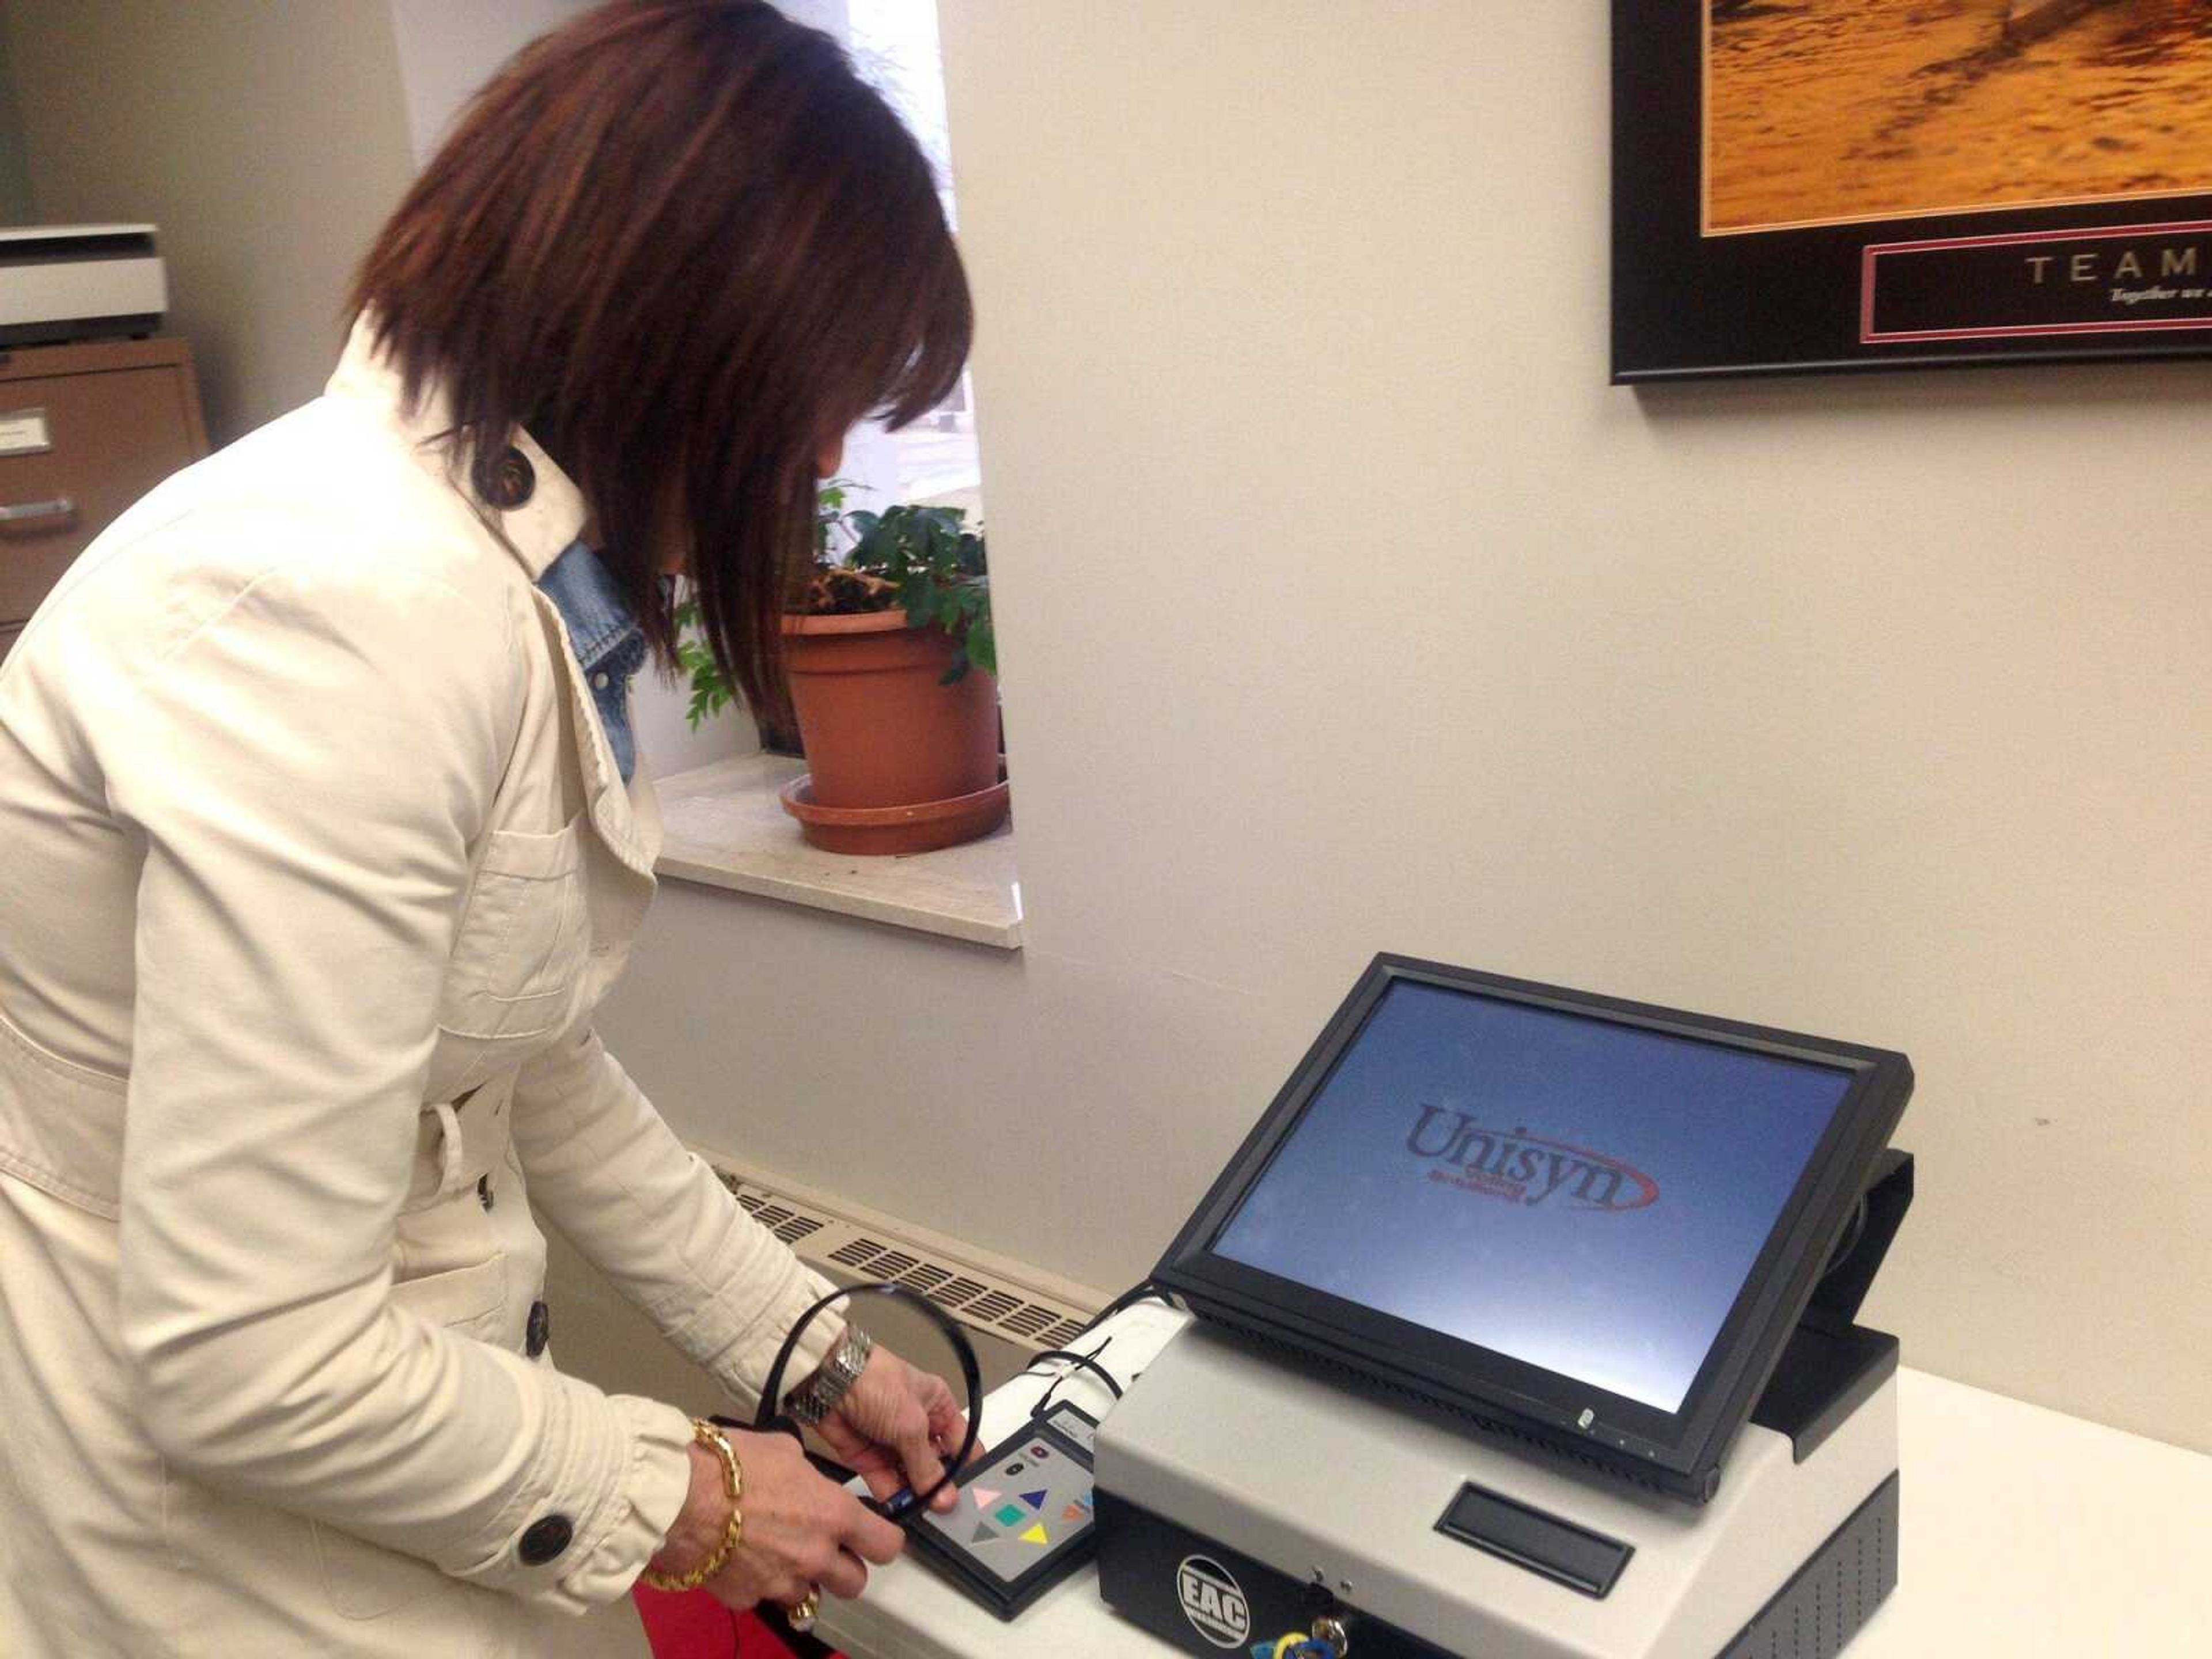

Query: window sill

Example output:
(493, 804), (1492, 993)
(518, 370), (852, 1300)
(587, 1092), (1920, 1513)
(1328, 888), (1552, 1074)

(652, 752), (1023, 950)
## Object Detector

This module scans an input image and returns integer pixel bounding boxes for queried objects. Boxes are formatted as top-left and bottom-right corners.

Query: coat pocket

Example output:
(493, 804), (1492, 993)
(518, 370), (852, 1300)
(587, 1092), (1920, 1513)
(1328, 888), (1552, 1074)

(439, 816), (591, 1043)
(389, 1253), (507, 1342)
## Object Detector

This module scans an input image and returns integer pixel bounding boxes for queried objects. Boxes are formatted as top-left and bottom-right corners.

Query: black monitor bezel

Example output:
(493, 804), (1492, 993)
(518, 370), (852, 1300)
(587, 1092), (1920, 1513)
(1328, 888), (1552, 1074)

(1154, 955), (1912, 1502)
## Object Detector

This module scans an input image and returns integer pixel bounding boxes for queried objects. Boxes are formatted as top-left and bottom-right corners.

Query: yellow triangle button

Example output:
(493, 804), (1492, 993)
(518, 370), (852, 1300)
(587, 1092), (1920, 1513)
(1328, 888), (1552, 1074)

(1020, 1523), (1050, 1545)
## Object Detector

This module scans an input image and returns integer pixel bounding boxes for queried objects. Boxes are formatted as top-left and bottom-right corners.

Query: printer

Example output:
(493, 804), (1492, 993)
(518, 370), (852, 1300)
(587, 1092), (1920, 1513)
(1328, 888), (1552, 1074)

(1096, 955), (1914, 1659)
(0, 225), (167, 348)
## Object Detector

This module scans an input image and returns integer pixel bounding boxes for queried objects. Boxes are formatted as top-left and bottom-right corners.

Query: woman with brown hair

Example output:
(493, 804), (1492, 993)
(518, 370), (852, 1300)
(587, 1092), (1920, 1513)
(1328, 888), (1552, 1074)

(0, 4), (975, 1654)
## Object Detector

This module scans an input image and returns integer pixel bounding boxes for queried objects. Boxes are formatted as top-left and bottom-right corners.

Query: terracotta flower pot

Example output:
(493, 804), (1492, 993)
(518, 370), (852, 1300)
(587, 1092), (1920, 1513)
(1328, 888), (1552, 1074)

(779, 611), (1005, 849)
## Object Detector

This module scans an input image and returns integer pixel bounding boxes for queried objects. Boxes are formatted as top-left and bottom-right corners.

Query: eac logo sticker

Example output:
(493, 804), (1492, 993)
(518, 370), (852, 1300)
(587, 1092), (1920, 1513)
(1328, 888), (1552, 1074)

(1176, 1555), (1251, 1649)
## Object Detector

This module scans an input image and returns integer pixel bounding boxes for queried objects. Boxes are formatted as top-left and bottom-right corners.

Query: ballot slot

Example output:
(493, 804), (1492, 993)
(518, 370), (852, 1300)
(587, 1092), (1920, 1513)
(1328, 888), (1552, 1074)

(1433, 1482), (1632, 1599)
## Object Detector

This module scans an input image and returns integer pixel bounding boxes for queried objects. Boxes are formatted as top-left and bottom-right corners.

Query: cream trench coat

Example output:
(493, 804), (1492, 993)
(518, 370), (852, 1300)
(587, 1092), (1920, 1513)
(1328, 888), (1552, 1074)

(0, 325), (842, 1657)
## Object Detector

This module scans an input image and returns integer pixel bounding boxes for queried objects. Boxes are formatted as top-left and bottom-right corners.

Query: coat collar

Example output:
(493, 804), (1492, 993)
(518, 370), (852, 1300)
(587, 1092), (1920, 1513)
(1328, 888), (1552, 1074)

(325, 318), (661, 887)
(324, 316), (586, 582)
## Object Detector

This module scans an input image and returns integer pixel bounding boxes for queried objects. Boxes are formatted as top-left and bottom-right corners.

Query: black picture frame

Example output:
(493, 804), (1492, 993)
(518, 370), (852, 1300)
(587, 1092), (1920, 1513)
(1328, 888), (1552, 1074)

(1612, 1), (2212, 380)
(1153, 956), (1914, 1505)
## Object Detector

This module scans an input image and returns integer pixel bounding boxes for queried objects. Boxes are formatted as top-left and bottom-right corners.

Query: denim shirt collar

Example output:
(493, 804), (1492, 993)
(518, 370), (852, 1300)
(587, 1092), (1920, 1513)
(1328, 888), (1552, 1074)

(538, 540), (646, 783)
(539, 540), (638, 672)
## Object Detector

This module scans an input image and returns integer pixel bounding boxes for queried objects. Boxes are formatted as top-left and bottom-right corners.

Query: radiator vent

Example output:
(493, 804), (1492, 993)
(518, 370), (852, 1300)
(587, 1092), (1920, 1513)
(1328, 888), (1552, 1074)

(966, 1289), (1021, 1324)
(715, 1161), (1103, 1357)
(734, 1194), (828, 1248)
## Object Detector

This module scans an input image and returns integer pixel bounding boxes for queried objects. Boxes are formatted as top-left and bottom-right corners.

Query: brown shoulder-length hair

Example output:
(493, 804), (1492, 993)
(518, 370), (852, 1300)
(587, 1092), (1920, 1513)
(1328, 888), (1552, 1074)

(350, 0), (971, 720)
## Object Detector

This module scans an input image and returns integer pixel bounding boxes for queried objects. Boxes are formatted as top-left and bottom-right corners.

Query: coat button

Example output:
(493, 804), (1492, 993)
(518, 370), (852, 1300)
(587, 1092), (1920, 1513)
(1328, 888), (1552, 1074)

(526, 1299), (551, 1359)
(476, 1173), (494, 1211)
(518, 1514), (573, 1566)
(487, 446), (535, 510)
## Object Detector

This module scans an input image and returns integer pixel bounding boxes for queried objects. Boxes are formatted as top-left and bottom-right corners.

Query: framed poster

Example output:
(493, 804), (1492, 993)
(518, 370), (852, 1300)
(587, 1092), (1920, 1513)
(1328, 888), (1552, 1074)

(1612, 0), (2212, 380)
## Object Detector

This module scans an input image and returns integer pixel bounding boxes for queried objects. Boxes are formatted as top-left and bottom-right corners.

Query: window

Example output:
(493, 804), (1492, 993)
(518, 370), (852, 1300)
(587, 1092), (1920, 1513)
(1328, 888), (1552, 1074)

(837, 0), (983, 518)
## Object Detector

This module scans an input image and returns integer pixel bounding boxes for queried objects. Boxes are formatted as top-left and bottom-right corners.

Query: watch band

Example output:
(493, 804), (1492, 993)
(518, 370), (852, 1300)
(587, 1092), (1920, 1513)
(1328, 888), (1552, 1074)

(785, 1326), (874, 1427)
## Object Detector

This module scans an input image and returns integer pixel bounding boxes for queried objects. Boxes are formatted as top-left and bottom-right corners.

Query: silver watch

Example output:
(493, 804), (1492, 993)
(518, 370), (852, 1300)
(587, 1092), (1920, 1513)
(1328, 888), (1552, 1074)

(785, 1326), (874, 1427)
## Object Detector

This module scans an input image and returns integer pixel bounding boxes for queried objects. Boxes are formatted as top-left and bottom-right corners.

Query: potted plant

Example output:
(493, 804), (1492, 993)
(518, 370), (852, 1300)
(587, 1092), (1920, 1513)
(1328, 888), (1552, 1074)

(679, 485), (1005, 855)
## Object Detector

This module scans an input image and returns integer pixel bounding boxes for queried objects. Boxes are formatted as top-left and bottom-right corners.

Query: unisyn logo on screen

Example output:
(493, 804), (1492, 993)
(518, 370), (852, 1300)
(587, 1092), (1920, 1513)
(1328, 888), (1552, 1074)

(1406, 1105), (1658, 1211)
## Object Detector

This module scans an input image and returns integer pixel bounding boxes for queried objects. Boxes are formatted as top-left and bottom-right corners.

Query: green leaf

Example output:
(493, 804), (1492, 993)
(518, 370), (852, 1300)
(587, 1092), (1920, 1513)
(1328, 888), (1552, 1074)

(904, 572), (939, 626)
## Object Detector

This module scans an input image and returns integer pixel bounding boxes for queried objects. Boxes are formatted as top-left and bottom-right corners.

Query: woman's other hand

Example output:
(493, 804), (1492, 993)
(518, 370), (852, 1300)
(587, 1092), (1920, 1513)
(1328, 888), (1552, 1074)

(815, 1346), (971, 1514)
(653, 1429), (903, 1612)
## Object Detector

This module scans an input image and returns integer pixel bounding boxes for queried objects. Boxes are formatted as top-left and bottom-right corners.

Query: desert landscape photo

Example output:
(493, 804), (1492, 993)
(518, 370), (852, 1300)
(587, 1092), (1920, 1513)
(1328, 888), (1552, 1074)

(1706, 0), (2212, 233)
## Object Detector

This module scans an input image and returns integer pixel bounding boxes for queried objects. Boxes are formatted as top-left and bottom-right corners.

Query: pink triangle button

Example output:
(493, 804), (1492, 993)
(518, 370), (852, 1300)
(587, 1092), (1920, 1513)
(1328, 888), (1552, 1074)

(969, 1486), (1002, 1509)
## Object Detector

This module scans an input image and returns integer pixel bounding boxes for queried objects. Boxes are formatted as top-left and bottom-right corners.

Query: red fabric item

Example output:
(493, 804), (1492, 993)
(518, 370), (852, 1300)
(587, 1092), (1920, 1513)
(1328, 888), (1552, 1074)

(634, 1586), (737, 1659)
(632, 1586), (845, 1659)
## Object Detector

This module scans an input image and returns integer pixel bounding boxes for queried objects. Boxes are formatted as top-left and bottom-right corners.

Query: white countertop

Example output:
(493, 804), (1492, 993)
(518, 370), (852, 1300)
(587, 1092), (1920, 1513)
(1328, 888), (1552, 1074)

(820, 1305), (2211, 1658)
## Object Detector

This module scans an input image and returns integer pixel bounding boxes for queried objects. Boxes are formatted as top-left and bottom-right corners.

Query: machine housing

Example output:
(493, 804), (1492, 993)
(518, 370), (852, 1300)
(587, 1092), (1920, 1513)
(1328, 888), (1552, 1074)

(1101, 957), (1914, 1658)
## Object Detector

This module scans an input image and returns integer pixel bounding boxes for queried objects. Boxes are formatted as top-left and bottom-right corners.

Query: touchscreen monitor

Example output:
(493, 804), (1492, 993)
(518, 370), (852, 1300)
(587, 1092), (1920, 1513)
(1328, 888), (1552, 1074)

(1156, 957), (1911, 1501)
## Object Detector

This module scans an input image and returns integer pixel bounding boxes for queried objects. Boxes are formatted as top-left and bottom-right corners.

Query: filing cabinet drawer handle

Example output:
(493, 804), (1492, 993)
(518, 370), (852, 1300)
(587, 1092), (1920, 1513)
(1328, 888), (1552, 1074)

(0, 496), (75, 524)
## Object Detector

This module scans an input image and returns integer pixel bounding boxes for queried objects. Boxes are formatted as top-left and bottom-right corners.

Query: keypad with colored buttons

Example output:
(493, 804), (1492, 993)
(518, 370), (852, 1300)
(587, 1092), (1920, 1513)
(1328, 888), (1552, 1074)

(909, 1402), (1101, 1618)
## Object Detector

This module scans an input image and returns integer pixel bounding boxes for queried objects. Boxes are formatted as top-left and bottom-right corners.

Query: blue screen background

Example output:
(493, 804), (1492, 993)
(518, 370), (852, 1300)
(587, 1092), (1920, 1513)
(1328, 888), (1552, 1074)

(1211, 982), (1851, 1412)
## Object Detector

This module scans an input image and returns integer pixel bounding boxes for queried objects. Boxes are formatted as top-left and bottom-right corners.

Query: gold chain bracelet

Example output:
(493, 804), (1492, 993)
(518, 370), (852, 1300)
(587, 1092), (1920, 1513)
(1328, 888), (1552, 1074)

(641, 1419), (745, 1592)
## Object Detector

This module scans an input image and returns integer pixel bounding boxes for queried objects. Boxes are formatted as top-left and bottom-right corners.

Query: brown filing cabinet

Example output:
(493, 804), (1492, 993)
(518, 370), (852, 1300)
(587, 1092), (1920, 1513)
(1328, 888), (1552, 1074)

(0, 336), (209, 663)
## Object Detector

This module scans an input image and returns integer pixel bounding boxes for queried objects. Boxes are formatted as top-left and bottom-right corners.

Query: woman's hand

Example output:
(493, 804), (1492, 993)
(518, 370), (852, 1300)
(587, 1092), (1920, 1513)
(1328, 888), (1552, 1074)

(813, 1346), (972, 1514)
(652, 1429), (904, 1613)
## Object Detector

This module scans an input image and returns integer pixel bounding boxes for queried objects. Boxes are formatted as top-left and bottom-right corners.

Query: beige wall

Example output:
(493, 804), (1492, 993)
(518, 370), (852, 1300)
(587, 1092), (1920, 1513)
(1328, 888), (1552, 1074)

(4, 1), (417, 441)
(0, 22), (35, 222)
(387, 0), (590, 165)
(600, 2), (2212, 1453)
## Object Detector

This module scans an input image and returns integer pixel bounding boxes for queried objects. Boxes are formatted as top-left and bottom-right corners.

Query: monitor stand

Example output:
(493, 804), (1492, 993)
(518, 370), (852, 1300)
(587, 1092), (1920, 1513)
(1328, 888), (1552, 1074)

(1093, 1155), (1914, 1659)
(1751, 1149), (1914, 1464)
